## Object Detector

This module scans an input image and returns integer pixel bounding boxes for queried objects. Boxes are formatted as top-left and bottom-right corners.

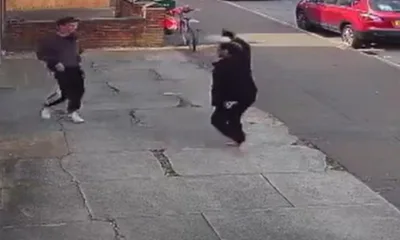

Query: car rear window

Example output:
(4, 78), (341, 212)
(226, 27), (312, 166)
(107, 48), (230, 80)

(369, 0), (400, 11)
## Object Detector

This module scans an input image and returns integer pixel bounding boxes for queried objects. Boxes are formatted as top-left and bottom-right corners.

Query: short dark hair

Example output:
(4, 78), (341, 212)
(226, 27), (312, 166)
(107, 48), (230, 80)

(221, 29), (236, 39)
(219, 42), (242, 55)
(56, 16), (79, 26)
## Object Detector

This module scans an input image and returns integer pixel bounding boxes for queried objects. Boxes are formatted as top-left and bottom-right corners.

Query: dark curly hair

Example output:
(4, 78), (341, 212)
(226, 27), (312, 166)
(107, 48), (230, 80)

(56, 16), (79, 26)
(219, 42), (242, 56)
(221, 29), (236, 39)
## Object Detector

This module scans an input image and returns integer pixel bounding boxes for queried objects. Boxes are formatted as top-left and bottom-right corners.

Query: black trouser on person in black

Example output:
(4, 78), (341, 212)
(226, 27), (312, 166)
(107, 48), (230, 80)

(211, 101), (252, 144)
(45, 67), (85, 113)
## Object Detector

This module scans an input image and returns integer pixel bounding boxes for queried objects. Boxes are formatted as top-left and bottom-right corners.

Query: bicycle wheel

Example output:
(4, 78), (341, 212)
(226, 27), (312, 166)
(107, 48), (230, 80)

(187, 27), (198, 52)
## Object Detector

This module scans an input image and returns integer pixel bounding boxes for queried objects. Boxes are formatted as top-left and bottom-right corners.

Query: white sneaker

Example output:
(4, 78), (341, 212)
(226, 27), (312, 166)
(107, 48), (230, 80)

(41, 107), (51, 119)
(69, 111), (85, 123)
(225, 141), (240, 147)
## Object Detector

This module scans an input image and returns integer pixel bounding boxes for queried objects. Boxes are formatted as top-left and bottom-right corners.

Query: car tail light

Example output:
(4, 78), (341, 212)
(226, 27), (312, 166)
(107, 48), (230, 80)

(359, 12), (383, 22)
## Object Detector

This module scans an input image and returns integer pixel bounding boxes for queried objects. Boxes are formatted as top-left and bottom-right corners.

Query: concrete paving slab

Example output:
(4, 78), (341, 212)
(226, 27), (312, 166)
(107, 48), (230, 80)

(244, 107), (287, 128)
(62, 151), (164, 182)
(241, 108), (298, 147)
(245, 124), (298, 147)
(83, 91), (179, 111)
(132, 108), (227, 149)
(152, 108), (326, 175)
(61, 109), (132, 131)
(247, 145), (326, 173)
(84, 70), (168, 93)
(65, 127), (166, 153)
(0, 221), (115, 240)
(204, 204), (400, 240)
(167, 144), (326, 176)
(265, 171), (383, 207)
(1, 158), (71, 188)
(0, 59), (52, 89)
(0, 89), (62, 139)
(0, 117), (62, 137)
(117, 214), (220, 240)
(86, 50), (212, 108)
(87, 63), (160, 82)
(0, 184), (88, 227)
(166, 148), (258, 176)
(83, 52), (160, 72)
(0, 131), (68, 160)
(82, 175), (290, 218)
(0, 89), (57, 121)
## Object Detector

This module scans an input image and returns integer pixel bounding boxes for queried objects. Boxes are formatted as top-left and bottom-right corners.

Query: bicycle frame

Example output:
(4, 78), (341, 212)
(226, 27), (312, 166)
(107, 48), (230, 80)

(164, 6), (199, 31)
(163, 5), (200, 51)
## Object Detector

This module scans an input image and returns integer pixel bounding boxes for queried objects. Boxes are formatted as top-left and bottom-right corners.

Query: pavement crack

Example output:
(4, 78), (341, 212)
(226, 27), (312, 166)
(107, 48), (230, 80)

(108, 218), (126, 240)
(201, 213), (223, 240)
(91, 217), (126, 240)
(58, 156), (94, 220)
(149, 69), (163, 81)
(128, 109), (147, 127)
(150, 149), (180, 177)
(56, 120), (72, 156)
(261, 174), (295, 208)
(106, 81), (121, 94)
(176, 96), (201, 108)
(163, 92), (201, 108)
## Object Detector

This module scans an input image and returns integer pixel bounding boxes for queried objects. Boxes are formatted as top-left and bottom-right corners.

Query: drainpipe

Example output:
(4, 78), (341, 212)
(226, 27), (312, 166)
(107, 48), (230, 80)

(142, 1), (157, 19)
(0, 0), (5, 64)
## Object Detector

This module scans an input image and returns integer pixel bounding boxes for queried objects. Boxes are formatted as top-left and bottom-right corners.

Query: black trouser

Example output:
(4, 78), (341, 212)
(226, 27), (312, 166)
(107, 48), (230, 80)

(45, 67), (85, 113)
(211, 101), (252, 144)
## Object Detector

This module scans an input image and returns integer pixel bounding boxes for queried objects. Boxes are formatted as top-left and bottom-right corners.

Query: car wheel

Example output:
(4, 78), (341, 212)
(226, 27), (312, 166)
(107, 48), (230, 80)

(296, 10), (313, 31)
(341, 24), (363, 49)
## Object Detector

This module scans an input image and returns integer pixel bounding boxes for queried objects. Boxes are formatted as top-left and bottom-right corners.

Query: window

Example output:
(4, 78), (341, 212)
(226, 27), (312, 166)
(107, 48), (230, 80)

(324, 0), (338, 4)
(337, 0), (353, 6)
(369, 0), (400, 11)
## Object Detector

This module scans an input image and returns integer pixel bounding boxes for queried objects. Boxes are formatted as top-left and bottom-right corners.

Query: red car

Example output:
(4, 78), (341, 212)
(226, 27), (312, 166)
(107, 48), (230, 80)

(296, 0), (400, 48)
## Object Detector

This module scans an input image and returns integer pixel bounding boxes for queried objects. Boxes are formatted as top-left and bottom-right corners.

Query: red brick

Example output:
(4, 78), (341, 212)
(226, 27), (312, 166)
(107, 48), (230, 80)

(5, 2), (166, 52)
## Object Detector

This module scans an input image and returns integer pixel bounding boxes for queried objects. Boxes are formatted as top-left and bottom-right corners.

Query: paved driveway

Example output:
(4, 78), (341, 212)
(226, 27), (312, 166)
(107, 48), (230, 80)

(178, 0), (400, 209)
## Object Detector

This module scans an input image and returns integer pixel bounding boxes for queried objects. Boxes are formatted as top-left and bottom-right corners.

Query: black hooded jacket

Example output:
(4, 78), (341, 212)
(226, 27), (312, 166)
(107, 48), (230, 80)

(232, 37), (251, 73)
(211, 56), (257, 106)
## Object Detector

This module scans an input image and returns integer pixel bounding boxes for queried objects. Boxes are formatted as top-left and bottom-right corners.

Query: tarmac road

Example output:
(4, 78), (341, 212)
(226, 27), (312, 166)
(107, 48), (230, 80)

(177, 0), (400, 208)
(229, 0), (400, 65)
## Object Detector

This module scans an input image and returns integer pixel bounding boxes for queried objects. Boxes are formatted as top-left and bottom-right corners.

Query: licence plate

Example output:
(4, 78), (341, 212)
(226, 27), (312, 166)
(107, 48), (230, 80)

(393, 20), (400, 27)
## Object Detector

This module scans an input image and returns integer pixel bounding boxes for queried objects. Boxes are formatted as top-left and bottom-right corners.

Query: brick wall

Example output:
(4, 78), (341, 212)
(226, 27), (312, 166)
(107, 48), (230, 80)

(116, 0), (142, 17)
(4, 1), (166, 51)
(114, 0), (165, 47)
(7, 0), (111, 11)
(138, 8), (165, 47)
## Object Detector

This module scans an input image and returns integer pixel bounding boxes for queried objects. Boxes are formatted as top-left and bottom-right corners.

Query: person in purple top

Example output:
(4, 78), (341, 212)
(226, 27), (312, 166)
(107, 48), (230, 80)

(37, 16), (85, 123)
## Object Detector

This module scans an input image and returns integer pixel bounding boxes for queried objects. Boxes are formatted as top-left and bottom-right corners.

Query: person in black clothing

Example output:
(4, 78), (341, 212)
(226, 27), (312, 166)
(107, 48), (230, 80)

(211, 42), (258, 146)
(37, 16), (85, 123)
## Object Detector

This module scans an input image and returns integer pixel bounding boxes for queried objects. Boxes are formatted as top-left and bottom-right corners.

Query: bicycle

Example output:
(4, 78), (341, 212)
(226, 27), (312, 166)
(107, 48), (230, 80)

(163, 5), (200, 52)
